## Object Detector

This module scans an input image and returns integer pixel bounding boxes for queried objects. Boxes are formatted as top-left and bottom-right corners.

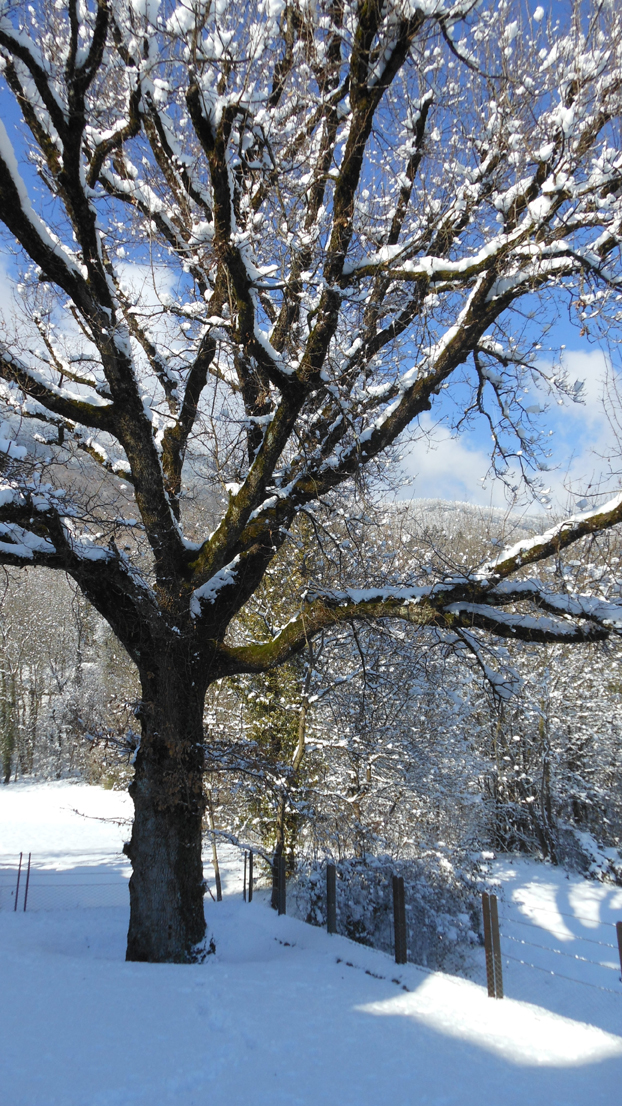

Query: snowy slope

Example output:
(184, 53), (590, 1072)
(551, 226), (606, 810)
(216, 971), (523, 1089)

(0, 780), (132, 861)
(1, 783), (621, 1106)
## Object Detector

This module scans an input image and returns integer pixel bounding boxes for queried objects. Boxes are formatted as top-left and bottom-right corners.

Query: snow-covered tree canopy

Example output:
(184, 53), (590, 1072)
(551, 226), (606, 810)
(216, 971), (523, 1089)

(0, 0), (622, 669)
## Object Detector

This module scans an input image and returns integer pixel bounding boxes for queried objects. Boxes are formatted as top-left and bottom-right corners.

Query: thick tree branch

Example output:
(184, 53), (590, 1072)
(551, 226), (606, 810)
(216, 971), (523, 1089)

(0, 349), (113, 430)
(215, 579), (614, 677)
(484, 493), (622, 580)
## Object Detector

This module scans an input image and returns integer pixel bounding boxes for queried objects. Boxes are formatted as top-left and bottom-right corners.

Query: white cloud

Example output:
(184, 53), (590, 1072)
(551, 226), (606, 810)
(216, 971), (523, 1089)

(536, 348), (621, 510)
(402, 415), (509, 508)
(401, 349), (622, 513)
(0, 250), (17, 325)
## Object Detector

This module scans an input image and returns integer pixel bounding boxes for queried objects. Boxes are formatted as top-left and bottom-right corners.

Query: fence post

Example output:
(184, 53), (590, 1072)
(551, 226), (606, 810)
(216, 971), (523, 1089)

(392, 875), (407, 965)
(277, 855), (286, 916)
(23, 853), (31, 913)
(14, 852), (22, 912)
(482, 892), (496, 997)
(248, 851), (253, 902)
(243, 851), (247, 901)
(206, 788), (222, 901)
(327, 863), (337, 934)
(616, 921), (622, 979)
(490, 893), (504, 998)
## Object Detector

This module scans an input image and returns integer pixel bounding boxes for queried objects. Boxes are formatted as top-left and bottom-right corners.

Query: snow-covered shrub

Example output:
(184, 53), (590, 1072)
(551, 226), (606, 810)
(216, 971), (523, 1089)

(291, 854), (482, 973)
(566, 828), (622, 885)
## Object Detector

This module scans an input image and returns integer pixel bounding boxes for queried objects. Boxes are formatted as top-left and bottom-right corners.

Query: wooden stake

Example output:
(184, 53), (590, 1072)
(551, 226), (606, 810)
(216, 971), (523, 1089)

(248, 851), (253, 902)
(243, 851), (247, 901)
(616, 921), (622, 979)
(206, 789), (222, 901)
(326, 863), (336, 934)
(490, 893), (504, 999)
(392, 875), (407, 965)
(278, 855), (286, 916)
(23, 853), (31, 912)
(482, 892), (496, 997)
(14, 852), (22, 913)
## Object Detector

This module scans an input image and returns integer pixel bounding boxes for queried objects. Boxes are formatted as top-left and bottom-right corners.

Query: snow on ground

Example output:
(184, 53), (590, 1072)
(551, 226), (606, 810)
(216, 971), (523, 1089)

(1, 782), (622, 1105)
(490, 857), (622, 1017)
(0, 779), (132, 864)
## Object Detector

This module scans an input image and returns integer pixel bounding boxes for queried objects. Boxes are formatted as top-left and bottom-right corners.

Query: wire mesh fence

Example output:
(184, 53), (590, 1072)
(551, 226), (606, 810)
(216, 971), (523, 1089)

(0, 854), (130, 912)
(4, 844), (622, 1006)
(481, 890), (622, 998)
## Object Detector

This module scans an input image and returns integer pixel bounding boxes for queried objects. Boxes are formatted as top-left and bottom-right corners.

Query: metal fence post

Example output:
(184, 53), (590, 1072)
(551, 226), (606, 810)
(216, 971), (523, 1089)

(392, 875), (407, 965)
(243, 851), (247, 901)
(14, 852), (22, 912)
(616, 921), (622, 978)
(248, 850), (253, 902)
(482, 892), (496, 997)
(278, 854), (286, 916)
(326, 863), (336, 934)
(23, 853), (31, 912)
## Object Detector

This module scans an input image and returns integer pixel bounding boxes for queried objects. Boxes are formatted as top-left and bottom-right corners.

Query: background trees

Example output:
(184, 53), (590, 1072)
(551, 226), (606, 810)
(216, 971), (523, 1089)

(0, 567), (137, 784)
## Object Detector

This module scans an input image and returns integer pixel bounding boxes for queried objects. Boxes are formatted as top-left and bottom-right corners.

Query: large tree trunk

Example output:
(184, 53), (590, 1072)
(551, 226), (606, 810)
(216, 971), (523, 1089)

(124, 655), (208, 962)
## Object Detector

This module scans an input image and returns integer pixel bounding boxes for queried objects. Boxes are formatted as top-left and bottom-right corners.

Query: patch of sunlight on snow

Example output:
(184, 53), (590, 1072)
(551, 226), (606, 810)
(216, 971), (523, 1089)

(567, 882), (622, 927)
(512, 882), (574, 941)
(356, 974), (622, 1067)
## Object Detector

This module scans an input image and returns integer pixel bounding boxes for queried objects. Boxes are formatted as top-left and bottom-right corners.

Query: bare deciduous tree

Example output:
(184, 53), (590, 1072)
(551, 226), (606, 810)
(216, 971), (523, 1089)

(0, 0), (622, 961)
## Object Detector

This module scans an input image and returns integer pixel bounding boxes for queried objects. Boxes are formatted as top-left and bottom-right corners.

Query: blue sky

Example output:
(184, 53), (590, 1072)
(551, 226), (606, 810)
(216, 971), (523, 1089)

(401, 304), (620, 513)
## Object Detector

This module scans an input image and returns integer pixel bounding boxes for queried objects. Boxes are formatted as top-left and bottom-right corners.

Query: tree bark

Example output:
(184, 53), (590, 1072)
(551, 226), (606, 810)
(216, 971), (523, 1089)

(124, 655), (208, 962)
(271, 835), (284, 911)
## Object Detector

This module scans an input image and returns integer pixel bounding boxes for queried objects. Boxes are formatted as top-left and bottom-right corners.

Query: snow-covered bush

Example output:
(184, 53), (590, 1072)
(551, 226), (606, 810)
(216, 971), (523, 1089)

(291, 853), (482, 973)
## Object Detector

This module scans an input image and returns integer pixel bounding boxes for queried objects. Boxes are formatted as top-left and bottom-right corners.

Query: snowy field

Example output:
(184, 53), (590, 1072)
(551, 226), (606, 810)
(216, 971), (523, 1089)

(1, 782), (622, 1106)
